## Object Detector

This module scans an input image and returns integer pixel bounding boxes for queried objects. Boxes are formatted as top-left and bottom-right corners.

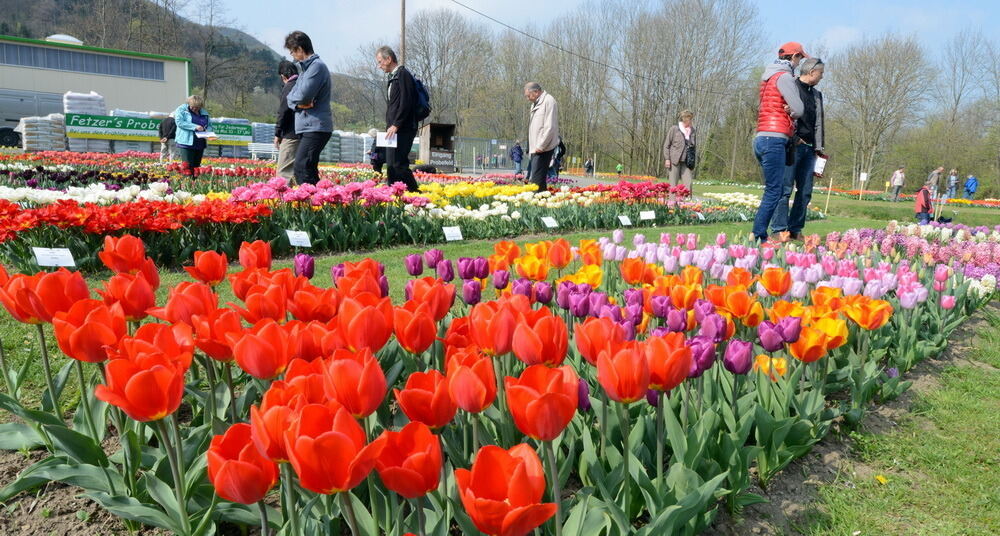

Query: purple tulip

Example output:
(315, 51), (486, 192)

(650, 296), (671, 319)
(404, 279), (415, 301)
(534, 281), (553, 304)
(612, 229), (624, 244)
(463, 279), (482, 305)
(633, 233), (646, 247)
(294, 253), (315, 279)
(599, 304), (623, 322)
(457, 257), (476, 280)
(556, 281), (575, 309)
(436, 259), (454, 282)
(776, 316), (802, 343)
(698, 313), (727, 343)
(493, 269), (510, 290)
(687, 335), (716, 377)
(588, 293), (609, 316)
(646, 389), (659, 407)
(424, 249), (444, 269)
(693, 300), (715, 322)
(898, 290), (918, 309)
(511, 278), (533, 298)
(330, 263), (345, 283)
(624, 288), (644, 308)
(790, 281), (809, 299)
(570, 293), (590, 318)
(379, 275), (390, 297)
(885, 367), (900, 379)
(404, 254), (423, 276)
(722, 339), (753, 375)
(650, 326), (670, 338)
(473, 257), (490, 279)
(577, 379), (592, 412)
(757, 321), (785, 353)
(614, 246), (627, 262)
(666, 308), (688, 332)
(618, 319), (637, 341)
(625, 303), (644, 324)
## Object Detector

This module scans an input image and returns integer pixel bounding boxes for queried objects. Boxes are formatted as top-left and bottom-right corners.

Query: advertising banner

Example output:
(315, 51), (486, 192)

(64, 113), (251, 146)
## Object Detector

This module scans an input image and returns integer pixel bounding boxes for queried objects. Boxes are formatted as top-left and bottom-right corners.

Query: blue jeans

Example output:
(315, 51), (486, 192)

(916, 212), (930, 224)
(514, 160), (522, 174)
(770, 144), (816, 235)
(964, 192), (974, 200)
(752, 136), (790, 240)
(946, 185), (957, 199)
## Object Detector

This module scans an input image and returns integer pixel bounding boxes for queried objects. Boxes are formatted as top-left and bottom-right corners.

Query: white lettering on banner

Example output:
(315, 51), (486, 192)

(541, 217), (559, 229)
(443, 226), (464, 241)
(618, 215), (633, 226)
(33, 247), (75, 267)
(286, 230), (312, 247)
(639, 211), (655, 221)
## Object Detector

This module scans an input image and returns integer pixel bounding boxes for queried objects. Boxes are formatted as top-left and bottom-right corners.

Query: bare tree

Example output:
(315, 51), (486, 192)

(937, 29), (986, 124)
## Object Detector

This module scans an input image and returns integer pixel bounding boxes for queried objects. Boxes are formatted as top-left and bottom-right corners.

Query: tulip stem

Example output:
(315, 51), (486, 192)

(655, 391), (664, 494)
(600, 392), (609, 458)
(154, 419), (191, 534)
(0, 340), (14, 397)
(36, 324), (63, 418)
(414, 496), (426, 536)
(681, 382), (689, 431)
(224, 363), (238, 423)
(617, 403), (631, 514)
(340, 492), (360, 536)
(280, 464), (300, 536)
(257, 501), (270, 536)
(201, 356), (221, 432)
(74, 360), (116, 495)
(544, 440), (562, 536)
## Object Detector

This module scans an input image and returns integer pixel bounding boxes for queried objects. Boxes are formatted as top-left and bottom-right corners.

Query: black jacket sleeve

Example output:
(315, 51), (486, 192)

(276, 79), (297, 139)
(386, 67), (417, 129)
(158, 117), (176, 139)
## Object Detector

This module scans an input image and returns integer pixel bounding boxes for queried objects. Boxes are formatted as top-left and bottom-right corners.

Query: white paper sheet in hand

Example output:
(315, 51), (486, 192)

(376, 132), (397, 148)
(195, 131), (218, 139)
(814, 156), (828, 177)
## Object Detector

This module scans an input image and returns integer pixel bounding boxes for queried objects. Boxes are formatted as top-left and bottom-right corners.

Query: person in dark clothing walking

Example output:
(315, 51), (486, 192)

(510, 141), (524, 175)
(284, 31), (332, 185)
(375, 46), (420, 192)
(368, 128), (385, 175)
(274, 60), (301, 180)
(158, 114), (176, 163)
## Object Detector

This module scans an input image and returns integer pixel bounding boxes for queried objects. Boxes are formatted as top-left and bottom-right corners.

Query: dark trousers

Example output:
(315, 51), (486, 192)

(528, 149), (554, 192)
(177, 147), (204, 176)
(294, 131), (332, 185)
(371, 159), (384, 175)
(386, 127), (419, 192)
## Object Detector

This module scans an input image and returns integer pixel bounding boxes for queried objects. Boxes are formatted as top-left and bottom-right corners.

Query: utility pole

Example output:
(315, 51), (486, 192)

(400, 0), (406, 64)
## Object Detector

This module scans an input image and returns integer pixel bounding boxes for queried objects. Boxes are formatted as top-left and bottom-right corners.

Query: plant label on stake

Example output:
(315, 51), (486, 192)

(739, 213), (749, 222)
(695, 212), (706, 221)
(541, 217), (559, 229)
(33, 247), (75, 267)
(618, 215), (633, 227)
(639, 211), (656, 221)
(286, 230), (312, 248)
(442, 226), (464, 241)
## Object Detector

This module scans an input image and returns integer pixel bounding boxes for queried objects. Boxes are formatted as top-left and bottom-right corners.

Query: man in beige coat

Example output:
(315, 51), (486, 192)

(663, 110), (696, 194)
(524, 82), (559, 191)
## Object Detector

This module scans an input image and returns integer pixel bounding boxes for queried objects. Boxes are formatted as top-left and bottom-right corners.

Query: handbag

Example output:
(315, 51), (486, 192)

(678, 128), (696, 169)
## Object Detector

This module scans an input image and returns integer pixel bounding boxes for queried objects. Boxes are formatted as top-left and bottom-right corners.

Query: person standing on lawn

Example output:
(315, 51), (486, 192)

(890, 165), (906, 201)
(524, 82), (560, 192)
(663, 109), (697, 194)
(285, 31), (332, 186)
(770, 57), (825, 241)
(274, 59), (301, 181)
(377, 46), (420, 192)
(964, 174), (979, 200)
(616, 162), (624, 176)
(926, 166), (944, 198)
(510, 141), (524, 176)
(915, 180), (933, 224)
(173, 95), (212, 177)
(158, 113), (176, 163)
(946, 169), (959, 199)
(751, 42), (807, 244)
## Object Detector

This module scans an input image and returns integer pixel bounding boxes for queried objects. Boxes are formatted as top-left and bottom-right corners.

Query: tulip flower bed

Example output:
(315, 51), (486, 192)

(0, 229), (991, 536)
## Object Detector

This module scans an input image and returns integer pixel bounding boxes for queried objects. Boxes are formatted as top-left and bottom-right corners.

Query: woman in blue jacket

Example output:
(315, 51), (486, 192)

(964, 174), (979, 200)
(173, 95), (213, 177)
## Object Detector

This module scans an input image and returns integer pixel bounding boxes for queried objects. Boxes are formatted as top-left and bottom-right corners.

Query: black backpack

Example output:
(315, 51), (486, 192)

(413, 76), (431, 122)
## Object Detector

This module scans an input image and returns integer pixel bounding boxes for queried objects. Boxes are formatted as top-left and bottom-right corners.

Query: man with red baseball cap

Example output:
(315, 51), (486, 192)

(751, 41), (809, 244)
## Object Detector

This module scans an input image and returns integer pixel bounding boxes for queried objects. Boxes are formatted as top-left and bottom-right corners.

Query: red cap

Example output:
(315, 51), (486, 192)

(778, 42), (809, 58)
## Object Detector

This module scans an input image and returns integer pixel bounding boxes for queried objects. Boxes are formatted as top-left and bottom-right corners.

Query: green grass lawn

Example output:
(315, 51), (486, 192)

(803, 307), (1000, 536)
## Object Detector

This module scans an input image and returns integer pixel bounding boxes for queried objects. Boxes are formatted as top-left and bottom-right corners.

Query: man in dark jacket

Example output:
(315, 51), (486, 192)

(376, 45), (419, 192)
(158, 115), (176, 163)
(509, 141), (524, 175)
(274, 60), (300, 180)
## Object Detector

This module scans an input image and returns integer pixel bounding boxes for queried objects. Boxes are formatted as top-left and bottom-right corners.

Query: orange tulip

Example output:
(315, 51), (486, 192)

(669, 283), (702, 310)
(514, 254), (550, 282)
(469, 301), (516, 356)
(844, 298), (893, 331)
(207, 422), (279, 504)
(394, 370), (458, 429)
(494, 240), (522, 265)
(679, 265), (704, 286)
(512, 309), (568, 366)
(283, 404), (384, 494)
(768, 300), (806, 323)
(726, 267), (754, 288)
(455, 444), (556, 536)
(574, 317), (626, 366)
(446, 347), (497, 413)
(810, 286), (844, 310)
(371, 421), (442, 499)
(760, 267), (792, 297)
(238, 240), (272, 270)
(597, 344), (650, 404)
(547, 238), (573, 270)
(577, 239), (603, 265)
(505, 365), (577, 441)
(0, 269), (91, 324)
(443, 316), (474, 350)
(645, 333), (692, 392)
(52, 299), (126, 363)
(525, 240), (551, 259)
(148, 281), (219, 325)
(98, 235), (147, 275)
(813, 317), (849, 350)
(788, 325), (830, 363)
(620, 257), (646, 285)
(394, 302), (437, 355)
(185, 251), (229, 287)
(752, 354), (788, 382)
(407, 277), (456, 322)
(338, 293), (394, 353)
(227, 319), (297, 379)
(324, 348), (386, 419)
(191, 308), (244, 362)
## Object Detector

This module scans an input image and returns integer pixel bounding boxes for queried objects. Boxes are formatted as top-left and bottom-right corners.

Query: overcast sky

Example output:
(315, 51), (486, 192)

(214, 0), (997, 70)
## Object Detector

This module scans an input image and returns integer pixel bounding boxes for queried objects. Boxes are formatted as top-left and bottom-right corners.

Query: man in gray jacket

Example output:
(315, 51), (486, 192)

(524, 82), (559, 191)
(284, 31), (332, 185)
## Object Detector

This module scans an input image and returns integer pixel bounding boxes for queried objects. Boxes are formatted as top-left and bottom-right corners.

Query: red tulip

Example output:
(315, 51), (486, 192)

(512, 309), (568, 366)
(393, 302), (437, 355)
(645, 333), (692, 392)
(98, 273), (156, 322)
(394, 370), (457, 429)
(407, 277), (455, 322)
(287, 285), (340, 323)
(191, 309), (244, 362)
(238, 240), (272, 270)
(147, 281), (219, 325)
(52, 299), (126, 363)
(98, 234), (147, 275)
(323, 348), (387, 419)
(230, 284), (288, 324)
(371, 422), (442, 498)
(250, 378), (338, 463)
(469, 301), (516, 356)
(227, 319), (298, 379)
(185, 251), (229, 287)
(207, 423), (279, 504)
(283, 404), (384, 494)
(573, 317), (625, 366)
(597, 344), (650, 404)
(505, 365), (578, 441)
(455, 443), (557, 536)
(446, 347), (497, 413)
(338, 293), (393, 353)
(0, 269), (90, 324)
(289, 320), (332, 362)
